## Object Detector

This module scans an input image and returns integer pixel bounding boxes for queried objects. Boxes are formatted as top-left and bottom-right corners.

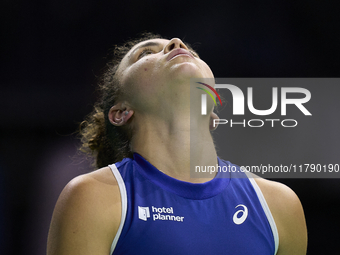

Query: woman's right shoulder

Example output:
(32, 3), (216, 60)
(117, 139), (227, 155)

(47, 166), (122, 255)
(61, 166), (122, 209)
(67, 166), (120, 193)
(59, 166), (122, 228)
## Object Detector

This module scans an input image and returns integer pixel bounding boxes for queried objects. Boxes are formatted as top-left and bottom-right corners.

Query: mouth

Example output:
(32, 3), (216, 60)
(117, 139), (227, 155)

(166, 48), (195, 61)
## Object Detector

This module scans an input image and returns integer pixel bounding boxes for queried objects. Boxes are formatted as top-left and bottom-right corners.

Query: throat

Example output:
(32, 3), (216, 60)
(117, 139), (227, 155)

(131, 122), (217, 183)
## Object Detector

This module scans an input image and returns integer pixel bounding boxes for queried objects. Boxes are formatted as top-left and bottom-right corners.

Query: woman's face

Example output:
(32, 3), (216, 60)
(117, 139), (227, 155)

(116, 38), (214, 113)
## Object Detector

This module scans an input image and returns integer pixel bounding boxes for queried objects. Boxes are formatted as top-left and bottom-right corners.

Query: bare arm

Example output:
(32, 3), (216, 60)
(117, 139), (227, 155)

(47, 167), (121, 255)
(255, 178), (308, 255)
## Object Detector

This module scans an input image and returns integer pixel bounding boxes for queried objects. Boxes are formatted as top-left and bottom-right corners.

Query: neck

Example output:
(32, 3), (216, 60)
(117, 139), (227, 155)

(130, 112), (217, 183)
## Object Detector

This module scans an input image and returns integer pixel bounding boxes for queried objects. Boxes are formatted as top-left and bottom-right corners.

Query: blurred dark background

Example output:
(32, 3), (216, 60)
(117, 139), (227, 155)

(1, 0), (340, 254)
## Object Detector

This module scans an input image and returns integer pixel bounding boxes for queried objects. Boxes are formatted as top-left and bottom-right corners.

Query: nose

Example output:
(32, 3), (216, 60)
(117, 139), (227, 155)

(164, 38), (188, 53)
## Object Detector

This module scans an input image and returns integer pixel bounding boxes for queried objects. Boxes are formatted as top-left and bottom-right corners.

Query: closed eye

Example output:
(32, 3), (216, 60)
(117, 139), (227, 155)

(138, 48), (154, 59)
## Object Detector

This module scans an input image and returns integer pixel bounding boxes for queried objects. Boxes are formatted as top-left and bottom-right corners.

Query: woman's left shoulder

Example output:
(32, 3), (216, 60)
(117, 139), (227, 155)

(253, 176), (308, 255)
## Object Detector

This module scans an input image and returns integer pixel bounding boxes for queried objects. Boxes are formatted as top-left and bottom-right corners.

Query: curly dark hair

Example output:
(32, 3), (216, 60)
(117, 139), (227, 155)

(79, 32), (163, 168)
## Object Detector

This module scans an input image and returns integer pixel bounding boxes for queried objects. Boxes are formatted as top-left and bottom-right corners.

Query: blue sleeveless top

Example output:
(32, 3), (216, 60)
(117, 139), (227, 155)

(109, 153), (279, 255)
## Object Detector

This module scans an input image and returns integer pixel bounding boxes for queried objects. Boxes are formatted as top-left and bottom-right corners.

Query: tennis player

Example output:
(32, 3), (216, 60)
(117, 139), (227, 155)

(47, 33), (307, 255)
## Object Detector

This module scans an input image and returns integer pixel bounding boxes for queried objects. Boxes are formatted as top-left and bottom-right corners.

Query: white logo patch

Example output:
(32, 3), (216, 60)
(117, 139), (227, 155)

(138, 206), (150, 221)
(233, 204), (248, 225)
(138, 206), (184, 222)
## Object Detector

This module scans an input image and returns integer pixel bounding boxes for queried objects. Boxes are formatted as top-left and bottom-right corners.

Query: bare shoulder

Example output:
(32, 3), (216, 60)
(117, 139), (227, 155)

(253, 175), (307, 255)
(47, 167), (122, 255)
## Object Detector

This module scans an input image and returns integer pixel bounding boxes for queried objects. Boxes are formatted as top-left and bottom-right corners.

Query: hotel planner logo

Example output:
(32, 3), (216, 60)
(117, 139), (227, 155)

(138, 206), (184, 222)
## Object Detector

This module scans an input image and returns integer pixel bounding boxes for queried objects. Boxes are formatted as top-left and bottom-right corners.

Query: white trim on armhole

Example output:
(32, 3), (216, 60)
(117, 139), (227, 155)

(246, 173), (279, 255)
(108, 164), (128, 255)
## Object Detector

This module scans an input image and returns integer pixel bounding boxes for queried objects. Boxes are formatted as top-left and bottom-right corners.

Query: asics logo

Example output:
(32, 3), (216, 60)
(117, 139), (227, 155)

(233, 204), (248, 225)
